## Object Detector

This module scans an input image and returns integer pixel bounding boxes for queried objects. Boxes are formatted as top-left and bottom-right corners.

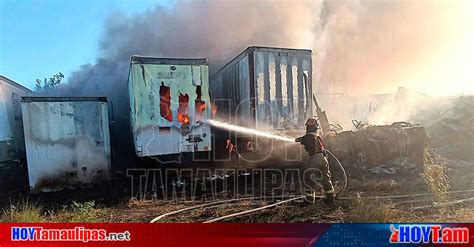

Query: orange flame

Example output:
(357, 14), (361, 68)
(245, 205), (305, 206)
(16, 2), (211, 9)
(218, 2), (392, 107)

(195, 100), (206, 122)
(178, 113), (190, 125)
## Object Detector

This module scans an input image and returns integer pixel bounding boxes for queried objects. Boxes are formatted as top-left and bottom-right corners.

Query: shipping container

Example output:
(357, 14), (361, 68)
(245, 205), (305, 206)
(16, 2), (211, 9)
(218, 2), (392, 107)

(211, 47), (313, 131)
(0, 76), (32, 163)
(21, 97), (111, 192)
(128, 56), (212, 157)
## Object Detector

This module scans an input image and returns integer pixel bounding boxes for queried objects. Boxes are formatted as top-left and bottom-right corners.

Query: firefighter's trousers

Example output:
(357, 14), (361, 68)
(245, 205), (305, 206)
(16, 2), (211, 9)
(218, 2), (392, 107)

(309, 153), (335, 194)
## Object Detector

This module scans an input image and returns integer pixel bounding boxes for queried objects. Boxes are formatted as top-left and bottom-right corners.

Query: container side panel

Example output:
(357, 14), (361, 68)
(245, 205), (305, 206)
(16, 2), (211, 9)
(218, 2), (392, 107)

(100, 102), (111, 173)
(129, 63), (212, 156)
(73, 102), (111, 184)
(0, 82), (12, 162)
(0, 79), (30, 162)
(237, 55), (251, 126)
(211, 47), (312, 132)
(255, 52), (266, 128)
(253, 50), (312, 130)
(21, 100), (111, 192)
(275, 55), (283, 117)
(0, 82), (11, 141)
(297, 57), (304, 125)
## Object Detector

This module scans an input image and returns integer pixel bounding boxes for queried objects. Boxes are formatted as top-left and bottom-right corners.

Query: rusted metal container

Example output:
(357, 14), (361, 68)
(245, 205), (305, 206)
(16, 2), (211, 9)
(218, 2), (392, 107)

(128, 56), (212, 157)
(0, 76), (32, 163)
(211, 46), (313, 130)
(21, 97), (111, 192)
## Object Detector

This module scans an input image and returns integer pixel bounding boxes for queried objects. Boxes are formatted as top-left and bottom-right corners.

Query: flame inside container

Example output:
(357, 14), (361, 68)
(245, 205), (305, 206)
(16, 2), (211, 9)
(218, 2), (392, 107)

(178, 113), (190, 125)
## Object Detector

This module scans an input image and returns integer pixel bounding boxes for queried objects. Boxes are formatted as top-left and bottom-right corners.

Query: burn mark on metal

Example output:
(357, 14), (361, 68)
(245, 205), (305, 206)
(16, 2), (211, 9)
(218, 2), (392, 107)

(275, 55), (282, 116)
(159, 126), (171, 132)
(159, 82), (172, 122)
(286, 59), (294, 118)
(248, 53), (256, 126)
(263, 53), (270, 123)
(148, 90), (155, 120)
(195, 86), (206, 122)
(140, 64), (147, 87)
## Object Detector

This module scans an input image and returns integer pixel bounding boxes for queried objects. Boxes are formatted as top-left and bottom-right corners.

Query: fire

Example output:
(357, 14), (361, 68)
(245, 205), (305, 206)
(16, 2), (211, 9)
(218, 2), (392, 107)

(178, 93), (190, 125)
(195, 100), (206, 122)
(178, 113), (190, 125)
(159, 82), (172, 122)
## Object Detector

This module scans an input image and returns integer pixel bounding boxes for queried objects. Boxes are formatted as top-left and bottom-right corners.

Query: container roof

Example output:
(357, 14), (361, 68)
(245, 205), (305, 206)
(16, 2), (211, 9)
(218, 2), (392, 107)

(0, 75), (33, 92)
(213, 46), (313, 77)
(247, 46), (312, 54)
(21, 96), (107, 102)
(130, 56), (208, 65)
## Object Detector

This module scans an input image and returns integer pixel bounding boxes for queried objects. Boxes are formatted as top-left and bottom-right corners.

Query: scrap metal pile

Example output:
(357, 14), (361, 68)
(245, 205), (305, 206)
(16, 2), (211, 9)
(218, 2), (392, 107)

(325, 122), (426, 170)
(426, 96), (474, 162)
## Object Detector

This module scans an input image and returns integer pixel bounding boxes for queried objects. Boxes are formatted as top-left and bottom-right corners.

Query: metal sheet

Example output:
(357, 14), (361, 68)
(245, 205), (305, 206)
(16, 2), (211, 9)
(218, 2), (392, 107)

(253, 49), (312, 129)
(21, 97), (111, 192)
(0, 76), (32, 162)
(210, 47), (313, 131)
(128, 58), (212, 157)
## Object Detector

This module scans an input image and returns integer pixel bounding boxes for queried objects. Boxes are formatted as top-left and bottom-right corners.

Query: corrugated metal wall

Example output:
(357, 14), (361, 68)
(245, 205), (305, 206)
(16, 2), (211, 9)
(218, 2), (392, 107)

(254, 49), (312, 129)
(210, 47), (313, 131)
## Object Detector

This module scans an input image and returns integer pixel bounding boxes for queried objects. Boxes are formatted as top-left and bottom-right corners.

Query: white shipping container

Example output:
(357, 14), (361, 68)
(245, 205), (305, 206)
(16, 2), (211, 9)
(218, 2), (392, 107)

(21, 97), (111, 192)
(0, 76), (32, 162)
(128, 56), (212, 157)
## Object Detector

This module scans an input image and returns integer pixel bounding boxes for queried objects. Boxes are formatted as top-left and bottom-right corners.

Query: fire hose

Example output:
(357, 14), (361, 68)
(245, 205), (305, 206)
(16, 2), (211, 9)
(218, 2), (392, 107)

(150, 189), (474, 223)
(149, 195), (318, 223)
(150, 149), (347, 223)
(147, 142), (473, 223)
(203, 195), (306, 223)
(325, 149), (348, 196)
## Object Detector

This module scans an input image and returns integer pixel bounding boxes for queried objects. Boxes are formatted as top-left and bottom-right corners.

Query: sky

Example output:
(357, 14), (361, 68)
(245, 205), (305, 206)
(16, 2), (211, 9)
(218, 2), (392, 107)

(0, 0), (167, 89)
(0, 0), (473, 96)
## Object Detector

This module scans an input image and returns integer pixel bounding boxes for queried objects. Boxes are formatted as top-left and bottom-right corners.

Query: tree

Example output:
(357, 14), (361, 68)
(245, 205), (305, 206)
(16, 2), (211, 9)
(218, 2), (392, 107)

(35, 72), (64, 91)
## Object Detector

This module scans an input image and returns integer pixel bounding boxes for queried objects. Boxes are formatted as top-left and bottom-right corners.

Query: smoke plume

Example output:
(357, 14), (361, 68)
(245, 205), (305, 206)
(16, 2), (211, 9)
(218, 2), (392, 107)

(57, 0), (470, 129)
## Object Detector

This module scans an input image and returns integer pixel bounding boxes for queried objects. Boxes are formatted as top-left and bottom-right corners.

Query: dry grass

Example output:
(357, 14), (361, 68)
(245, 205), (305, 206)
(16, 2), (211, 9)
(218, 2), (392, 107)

(444, 207), (474, 222)
(1, 199), (44, 223)
(422, 147), (451, 203)
(0, 200), (105, 223)
(53, 201), (105, 223)
(344, 195), (414, 223)
(1, 148), (470, 223)
(408, 205), (474, 223)
(4, 196), (472, 223)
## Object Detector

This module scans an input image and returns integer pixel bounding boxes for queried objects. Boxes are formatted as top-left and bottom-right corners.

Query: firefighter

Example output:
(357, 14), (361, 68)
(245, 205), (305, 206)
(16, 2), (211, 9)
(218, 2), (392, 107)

(295, 118), (335, 203)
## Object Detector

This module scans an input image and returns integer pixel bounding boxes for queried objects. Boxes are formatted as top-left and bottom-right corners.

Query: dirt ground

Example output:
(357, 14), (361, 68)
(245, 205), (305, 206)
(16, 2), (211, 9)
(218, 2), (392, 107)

(101, 158), (474, 223)
(1, 131), (473, 224)
(3, 152), (472, 224)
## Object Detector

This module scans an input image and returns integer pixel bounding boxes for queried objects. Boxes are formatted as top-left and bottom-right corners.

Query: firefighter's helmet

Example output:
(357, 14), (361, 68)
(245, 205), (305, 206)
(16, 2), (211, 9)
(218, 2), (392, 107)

(305, 118), (319, 133)
(305, 118), (319, 127)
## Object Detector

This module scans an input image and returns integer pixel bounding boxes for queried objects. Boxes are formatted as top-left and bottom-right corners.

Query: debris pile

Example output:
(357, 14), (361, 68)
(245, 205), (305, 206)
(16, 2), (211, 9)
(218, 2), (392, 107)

(325, 122), (426, 169)
(425, 96), (474, 162)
